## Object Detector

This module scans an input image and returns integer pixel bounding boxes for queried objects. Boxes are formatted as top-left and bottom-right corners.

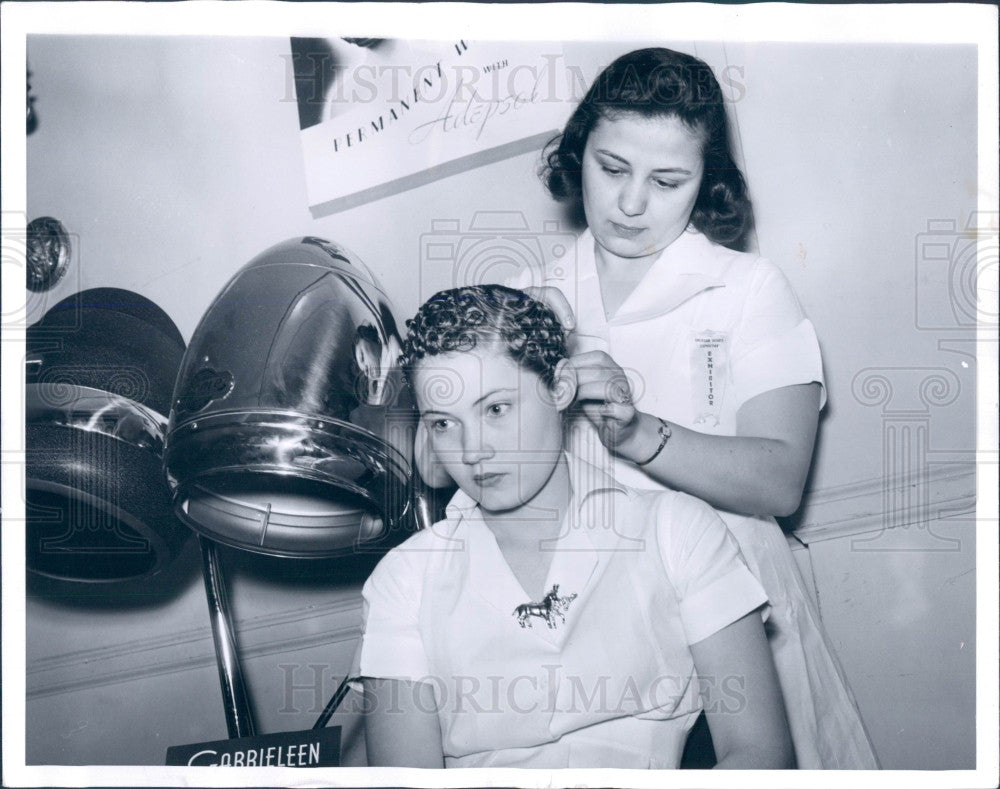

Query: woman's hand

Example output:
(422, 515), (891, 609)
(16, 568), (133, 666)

(522, 285), (576, 331)
(567, 350), (641, 450)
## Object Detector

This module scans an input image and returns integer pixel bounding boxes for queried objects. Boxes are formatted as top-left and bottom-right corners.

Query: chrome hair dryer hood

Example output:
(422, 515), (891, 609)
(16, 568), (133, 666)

(165, 237), (417, 557)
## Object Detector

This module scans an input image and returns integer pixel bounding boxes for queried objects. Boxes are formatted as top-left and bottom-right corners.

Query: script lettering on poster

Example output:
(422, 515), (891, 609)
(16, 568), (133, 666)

(298, 40), (571, 216)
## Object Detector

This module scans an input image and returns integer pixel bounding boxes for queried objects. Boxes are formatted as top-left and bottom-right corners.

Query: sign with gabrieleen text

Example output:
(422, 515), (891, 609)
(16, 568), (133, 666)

(293, 39), (571, 217)
(165, 727), (340, 767)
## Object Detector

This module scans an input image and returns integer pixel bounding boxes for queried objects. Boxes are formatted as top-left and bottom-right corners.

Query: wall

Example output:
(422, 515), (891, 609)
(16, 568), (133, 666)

(732, 43), (979, 769)
(22, 35), (979, 768)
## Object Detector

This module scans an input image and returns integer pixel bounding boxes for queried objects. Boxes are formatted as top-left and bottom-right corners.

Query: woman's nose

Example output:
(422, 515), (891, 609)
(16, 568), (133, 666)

(461, 425), (494, 465)
(618, 177), (647, 217)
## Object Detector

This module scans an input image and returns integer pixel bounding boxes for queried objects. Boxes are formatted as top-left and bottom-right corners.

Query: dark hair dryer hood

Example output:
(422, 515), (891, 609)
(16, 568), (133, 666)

(26, 288), (191, 583)
(165, 237), (417, 557)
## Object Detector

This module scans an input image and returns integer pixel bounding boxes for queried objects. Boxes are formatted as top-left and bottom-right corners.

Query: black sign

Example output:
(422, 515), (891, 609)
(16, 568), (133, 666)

(166, 727), (340, 767)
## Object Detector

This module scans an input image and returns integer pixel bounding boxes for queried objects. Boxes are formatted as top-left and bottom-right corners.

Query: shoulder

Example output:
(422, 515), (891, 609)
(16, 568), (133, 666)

(364, 517), (460, 595)
(640, 491), (759, 612)
(644, 487), (726, 531)
(693, 235), (784, 290)
(691, 238), (807, 331)
(620, 487), (723, 542)
(626, 489), (735, 574)
(719, 245), (800, 306)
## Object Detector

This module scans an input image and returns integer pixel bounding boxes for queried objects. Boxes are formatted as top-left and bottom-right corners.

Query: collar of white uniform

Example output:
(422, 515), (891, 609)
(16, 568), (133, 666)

(575, 226), (733, 324)
(445, 453), (631, 619)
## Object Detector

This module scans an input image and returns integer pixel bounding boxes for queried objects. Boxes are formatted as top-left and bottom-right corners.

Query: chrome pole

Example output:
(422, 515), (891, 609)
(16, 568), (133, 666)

(200, 536), (256, 738)
(313, 675), (352, 730)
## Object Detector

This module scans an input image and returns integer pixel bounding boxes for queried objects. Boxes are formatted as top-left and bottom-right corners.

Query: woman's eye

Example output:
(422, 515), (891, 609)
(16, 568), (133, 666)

(486, 403), (510, 418)
(430, 418), (452, 432)
(601, 165), (624, 176)
(654, 179), (680, 190)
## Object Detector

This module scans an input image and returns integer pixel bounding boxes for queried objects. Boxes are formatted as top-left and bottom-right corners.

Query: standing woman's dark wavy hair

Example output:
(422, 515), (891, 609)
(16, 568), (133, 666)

(541, 47), (753, 250)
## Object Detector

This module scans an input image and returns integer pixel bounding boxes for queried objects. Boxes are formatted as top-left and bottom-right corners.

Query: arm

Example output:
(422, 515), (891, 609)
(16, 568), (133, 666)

(615, 382), (821, 516)
(572, 349), (820, 516)
(689, 611), (794, 769)
(358, 549), (442, 766)
(363, 678), (444, 768)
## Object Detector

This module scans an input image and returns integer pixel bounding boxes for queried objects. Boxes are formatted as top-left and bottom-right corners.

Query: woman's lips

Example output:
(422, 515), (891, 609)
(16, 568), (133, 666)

(473, 472), (507, 487)
(610, 221), (644, 239)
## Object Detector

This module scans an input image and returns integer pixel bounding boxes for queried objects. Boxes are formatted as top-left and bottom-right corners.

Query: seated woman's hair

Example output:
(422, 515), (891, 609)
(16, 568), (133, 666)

(541, 47), (753, 250)
(401, 285), (567, 386)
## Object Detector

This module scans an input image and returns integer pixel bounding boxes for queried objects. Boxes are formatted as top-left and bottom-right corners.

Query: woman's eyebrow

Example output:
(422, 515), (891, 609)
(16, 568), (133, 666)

(472, 387), (516, 407)
(652, 166), (693, 175)
(594, 149), (692, 175)
(595, 148), (630, 165)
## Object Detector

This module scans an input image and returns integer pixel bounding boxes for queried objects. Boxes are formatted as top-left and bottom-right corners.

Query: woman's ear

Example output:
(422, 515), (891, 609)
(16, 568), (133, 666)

(551, 358), (578, 412)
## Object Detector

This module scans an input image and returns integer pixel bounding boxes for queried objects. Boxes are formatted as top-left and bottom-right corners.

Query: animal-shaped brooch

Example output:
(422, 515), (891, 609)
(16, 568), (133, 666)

(513, 584), (578, 629)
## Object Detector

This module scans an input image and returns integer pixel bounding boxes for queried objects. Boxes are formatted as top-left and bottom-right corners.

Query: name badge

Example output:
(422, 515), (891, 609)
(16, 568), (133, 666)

(691, 332), (728, 426)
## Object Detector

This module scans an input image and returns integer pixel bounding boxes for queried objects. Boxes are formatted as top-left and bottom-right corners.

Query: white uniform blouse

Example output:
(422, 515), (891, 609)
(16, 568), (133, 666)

(509, 228), (880, 769)
(513, 227), (825, 456)
(357, 454), (768, 768)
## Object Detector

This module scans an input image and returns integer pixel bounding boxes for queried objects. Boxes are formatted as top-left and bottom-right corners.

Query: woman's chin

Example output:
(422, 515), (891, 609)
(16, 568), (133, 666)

(477, 492), (527, 516)
(595, 233), (662, 263)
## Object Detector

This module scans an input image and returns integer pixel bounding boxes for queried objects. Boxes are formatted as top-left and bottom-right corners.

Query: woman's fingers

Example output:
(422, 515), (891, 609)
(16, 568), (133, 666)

(581, 400), (634, 423)
(523, 286), (576, 330)
(575, 378), (632, 405)
(580, 400), (638, 448)
(567, 352), (633, 404)
(568, 349), (616, 367)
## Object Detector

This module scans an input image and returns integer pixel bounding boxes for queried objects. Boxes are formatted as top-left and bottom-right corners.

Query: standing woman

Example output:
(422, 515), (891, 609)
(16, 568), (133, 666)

(516, 47), (878, 769)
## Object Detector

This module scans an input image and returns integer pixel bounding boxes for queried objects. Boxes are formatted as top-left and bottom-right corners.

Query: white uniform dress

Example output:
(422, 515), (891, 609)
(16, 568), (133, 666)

(357, 454), (769, 768)
(510, 228), (879, 769)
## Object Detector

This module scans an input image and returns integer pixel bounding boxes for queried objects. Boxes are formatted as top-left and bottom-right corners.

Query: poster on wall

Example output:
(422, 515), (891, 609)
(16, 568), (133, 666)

(291, 38), (573, 217)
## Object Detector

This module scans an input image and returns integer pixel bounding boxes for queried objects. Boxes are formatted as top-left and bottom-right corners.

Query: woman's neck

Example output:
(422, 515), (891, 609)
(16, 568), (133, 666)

(480, 455), (571, 546)
(594, 244), (663, 320)
(480, 456), (572, 602)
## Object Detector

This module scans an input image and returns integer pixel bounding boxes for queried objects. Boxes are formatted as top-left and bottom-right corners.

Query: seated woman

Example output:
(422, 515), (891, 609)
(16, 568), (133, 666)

(357, 284), (793, 769)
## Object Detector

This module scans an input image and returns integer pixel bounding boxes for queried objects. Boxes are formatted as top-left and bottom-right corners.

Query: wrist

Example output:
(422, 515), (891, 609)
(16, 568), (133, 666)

(615, 411), (662, 465)
(636, 417), (671, 466)
(614, 412), (670, 465)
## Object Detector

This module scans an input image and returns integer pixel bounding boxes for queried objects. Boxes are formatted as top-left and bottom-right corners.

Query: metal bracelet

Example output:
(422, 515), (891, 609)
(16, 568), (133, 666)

(635, 417), (671, 466)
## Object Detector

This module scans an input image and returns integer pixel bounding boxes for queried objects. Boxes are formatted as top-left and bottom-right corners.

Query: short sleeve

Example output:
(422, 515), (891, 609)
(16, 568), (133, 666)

(655, 492), (769, 645)
(355, 548), (431, 681)
(730, 260), (826, 410)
